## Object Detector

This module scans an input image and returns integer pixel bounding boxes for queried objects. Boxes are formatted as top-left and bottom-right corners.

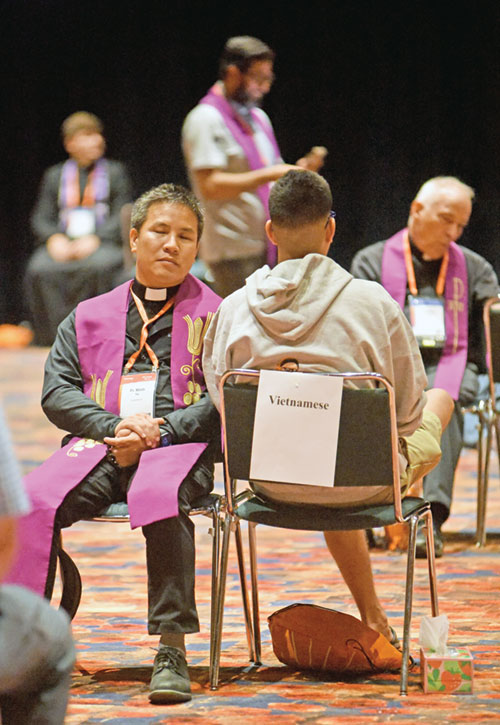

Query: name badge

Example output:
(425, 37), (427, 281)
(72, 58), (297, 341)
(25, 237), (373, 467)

(119, 372), (158, 418)
(66, 207), (96, 238)
(408, 295), (446, 348)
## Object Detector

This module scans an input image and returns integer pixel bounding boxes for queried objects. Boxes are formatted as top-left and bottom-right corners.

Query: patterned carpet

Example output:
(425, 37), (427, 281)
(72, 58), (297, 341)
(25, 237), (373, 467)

(1, 347), (499, 723)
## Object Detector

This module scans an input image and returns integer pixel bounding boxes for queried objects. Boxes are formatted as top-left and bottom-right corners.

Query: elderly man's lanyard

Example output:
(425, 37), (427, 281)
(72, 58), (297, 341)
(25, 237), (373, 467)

(119, 290), (175, 416)
(403, 231), (448, 348)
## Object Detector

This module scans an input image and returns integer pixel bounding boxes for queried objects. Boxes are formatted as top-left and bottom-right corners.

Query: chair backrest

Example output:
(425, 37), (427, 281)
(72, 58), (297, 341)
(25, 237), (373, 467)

(483, 297), (500, 393)
(219, 369), (401, 512)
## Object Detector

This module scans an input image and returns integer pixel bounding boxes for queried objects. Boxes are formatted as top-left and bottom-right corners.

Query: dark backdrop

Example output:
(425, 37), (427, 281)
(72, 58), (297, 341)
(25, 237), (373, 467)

(1, 0), (499, 322)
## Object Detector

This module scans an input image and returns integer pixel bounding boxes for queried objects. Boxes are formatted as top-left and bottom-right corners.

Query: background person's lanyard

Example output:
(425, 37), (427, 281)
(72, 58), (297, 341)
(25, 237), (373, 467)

(403, 232), (448, 348)
(403, 230), (448, 297)
(124, 291), (175, 373)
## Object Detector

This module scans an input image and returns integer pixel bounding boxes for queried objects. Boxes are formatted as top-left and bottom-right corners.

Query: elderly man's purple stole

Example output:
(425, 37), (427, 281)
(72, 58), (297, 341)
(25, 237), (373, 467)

(200, 84), (281, 266)
(5, 275), (221, 595)
(59, 158), (110, 230)
(381, 228), (468, 400)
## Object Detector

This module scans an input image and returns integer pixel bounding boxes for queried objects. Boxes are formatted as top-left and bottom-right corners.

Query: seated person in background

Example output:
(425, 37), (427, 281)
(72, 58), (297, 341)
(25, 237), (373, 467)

(25, 111), (132, 345)
(7, 184), (221, 705)
(0, 403), (74, 725)
(350, 176), (499, 557)
(203, 170), (453, 643)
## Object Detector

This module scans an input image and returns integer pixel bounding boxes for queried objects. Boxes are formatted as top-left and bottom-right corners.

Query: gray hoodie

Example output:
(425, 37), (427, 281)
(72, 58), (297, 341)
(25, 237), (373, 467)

(203, 253), (427, 438)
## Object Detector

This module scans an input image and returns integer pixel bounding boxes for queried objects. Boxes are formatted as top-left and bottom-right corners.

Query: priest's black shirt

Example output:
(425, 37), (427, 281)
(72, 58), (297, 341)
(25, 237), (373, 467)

(42, 280), (219, 445)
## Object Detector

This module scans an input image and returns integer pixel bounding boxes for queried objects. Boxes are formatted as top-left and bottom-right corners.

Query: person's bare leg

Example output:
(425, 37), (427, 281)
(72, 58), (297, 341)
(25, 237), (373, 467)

(323, 390), (453, 637)
(323, 529), (392, 640)
(425, 388), (454, 431)
(400, 387), (454, 498)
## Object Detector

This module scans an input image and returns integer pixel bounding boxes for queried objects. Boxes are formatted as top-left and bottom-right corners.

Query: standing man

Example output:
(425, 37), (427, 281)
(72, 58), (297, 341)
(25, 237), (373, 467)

(351, 176), (499, 557)
(0, 404), (75, 724)
(26, 111), (132, 345)
(182, 36), (325, 297)
(7, 184), (221, 704)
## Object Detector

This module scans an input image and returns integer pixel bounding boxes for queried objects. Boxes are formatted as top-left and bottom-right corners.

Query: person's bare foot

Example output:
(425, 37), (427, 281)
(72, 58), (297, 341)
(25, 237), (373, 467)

(364, 618), (393, 642)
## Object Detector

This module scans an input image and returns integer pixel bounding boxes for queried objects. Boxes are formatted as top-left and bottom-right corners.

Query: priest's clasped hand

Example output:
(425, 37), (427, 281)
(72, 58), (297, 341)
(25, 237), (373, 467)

(104, 413), (165, 467)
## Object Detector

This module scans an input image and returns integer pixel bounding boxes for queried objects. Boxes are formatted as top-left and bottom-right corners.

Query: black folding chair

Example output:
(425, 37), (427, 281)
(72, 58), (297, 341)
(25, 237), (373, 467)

(213, 369), (440, 695)
(475, 296), (500, 546)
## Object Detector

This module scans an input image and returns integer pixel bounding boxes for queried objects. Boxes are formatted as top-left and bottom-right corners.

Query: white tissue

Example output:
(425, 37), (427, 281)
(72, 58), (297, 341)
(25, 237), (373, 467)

(419, 614), (449, 655)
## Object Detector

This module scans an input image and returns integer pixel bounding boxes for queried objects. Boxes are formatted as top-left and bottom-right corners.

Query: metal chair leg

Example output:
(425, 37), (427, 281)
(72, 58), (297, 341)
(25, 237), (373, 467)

(400, 515), (419, 696)
(234, 519), (256, 662)
(209, 511), (232, 690)
(477, 409), (493, 547)
(424, 510), (439, 617)
(248, 521), (261, 665)
(475, 409), (486, 546)
(208, 500), (222, 687)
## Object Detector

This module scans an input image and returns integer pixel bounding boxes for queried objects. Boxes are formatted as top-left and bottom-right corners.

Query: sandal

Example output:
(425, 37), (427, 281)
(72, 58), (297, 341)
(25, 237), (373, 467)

(389, 626), (402, 651)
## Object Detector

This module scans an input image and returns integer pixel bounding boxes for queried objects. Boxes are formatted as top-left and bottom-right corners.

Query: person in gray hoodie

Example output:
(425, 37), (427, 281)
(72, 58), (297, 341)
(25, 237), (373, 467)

(202, 169), (453, 644)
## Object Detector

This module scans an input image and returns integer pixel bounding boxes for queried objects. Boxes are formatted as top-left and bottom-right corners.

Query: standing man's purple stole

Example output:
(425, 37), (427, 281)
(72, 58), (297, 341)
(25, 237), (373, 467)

(5, 275), (221, 595)
(200, 84), (281, 266)
(381, 228), (468, 400)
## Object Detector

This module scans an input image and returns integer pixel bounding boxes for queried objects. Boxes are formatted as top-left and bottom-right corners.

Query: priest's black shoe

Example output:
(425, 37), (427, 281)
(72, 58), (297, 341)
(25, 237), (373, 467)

(149, 644), (192, 704)
(415, 522), (443, 559)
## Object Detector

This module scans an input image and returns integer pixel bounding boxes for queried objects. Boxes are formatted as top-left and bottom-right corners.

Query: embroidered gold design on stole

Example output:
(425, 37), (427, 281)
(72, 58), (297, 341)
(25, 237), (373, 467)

(448, 277), (465, 353)
(89, 370), (113, 408)
(67, 438), (101, 457)
(181, 313), (214, 405)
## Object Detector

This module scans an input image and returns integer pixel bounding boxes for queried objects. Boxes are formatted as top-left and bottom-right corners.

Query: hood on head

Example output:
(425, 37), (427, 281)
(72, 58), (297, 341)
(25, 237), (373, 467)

(245, 253), (352, 342)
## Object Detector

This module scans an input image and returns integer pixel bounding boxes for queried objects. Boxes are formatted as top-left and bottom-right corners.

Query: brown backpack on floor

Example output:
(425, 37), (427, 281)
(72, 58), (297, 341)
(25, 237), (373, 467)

(268, 604), (403, 674)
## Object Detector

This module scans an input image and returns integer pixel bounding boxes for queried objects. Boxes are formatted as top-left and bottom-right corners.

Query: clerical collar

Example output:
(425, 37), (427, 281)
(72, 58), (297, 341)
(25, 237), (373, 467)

(132, 279), (179, 302)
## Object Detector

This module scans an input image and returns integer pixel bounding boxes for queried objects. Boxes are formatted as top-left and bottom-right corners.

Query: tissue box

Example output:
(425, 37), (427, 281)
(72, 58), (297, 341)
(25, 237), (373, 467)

(420, 647), (473, 694)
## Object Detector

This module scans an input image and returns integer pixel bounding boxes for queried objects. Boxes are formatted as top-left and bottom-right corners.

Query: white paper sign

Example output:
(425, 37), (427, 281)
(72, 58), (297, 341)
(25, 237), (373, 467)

(249, 370), (343, 487)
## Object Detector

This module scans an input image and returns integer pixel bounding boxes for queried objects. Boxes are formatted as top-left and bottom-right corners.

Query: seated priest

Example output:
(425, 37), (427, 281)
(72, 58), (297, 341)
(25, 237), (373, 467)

(6, 183), (221, 705)
(202, 170), (453, 646)
(351, 176), (499, 557)
(25, 111), (132, 345)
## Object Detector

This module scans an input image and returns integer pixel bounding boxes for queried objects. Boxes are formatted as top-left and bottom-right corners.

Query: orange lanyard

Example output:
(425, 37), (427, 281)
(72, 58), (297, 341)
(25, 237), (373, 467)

(124, 291), (175, 372)
(67, 167), (96, 207)
(403, 231), (448, 297)
(81, 170), (96, 206)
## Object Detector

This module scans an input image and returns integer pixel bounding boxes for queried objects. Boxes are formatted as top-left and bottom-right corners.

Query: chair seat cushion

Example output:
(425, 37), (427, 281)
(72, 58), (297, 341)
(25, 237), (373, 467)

(235, 494), (429, 530)
(268, 603), (403, 673)
(94, 493), (220, 521)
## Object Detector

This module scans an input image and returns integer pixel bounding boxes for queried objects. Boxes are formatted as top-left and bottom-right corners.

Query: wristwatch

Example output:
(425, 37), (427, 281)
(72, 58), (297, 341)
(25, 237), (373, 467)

(159, 432), (172, 448)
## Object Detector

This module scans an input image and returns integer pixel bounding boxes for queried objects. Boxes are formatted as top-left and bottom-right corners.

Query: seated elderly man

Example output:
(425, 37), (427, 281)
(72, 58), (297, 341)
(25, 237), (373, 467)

(26, 111), (132, 345)
(351, 176), (499, 557)
(202, 170), (453, 643)
(7, 184), (221, 704)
